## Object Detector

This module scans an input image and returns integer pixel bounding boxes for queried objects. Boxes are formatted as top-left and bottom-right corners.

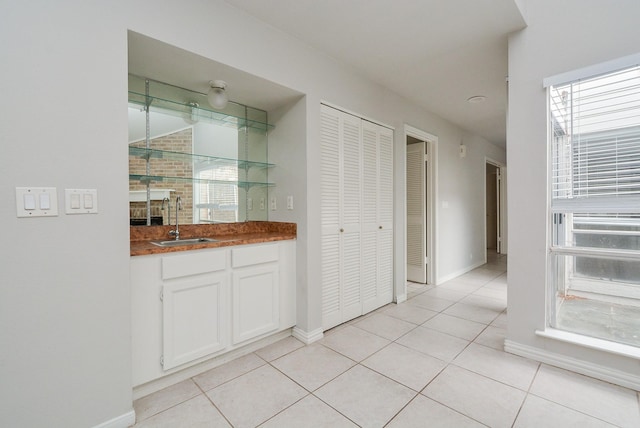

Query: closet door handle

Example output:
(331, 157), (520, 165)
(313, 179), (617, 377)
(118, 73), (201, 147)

(340, 228), (344, 233)
(379, 226), (383, 229)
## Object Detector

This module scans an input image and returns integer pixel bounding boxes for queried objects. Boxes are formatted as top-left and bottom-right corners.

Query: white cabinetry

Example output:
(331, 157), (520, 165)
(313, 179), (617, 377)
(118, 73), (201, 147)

(231, 244), (280, 344)
(320, 104), (394, 330)
(161, 250), (228, 370)
(131, 240), (295, 387)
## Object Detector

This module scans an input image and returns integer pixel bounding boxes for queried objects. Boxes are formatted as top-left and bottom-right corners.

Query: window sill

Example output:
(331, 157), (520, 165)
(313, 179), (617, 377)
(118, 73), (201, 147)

(536, 328), (640, 359)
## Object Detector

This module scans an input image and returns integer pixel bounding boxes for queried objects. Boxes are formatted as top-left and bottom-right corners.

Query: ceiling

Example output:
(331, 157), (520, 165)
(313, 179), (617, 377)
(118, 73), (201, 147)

(223, 0), (527, 148)
(128, 32), (305, 113)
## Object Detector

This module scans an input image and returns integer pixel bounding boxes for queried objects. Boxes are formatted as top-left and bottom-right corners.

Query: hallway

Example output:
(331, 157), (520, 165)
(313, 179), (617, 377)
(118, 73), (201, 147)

(133, 255), (640, 427)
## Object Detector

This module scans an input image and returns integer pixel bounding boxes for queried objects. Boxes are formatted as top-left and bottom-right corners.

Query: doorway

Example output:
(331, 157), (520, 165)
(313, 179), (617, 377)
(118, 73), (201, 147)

(405, 126), (437, 284)
(485, 159), (504, 257)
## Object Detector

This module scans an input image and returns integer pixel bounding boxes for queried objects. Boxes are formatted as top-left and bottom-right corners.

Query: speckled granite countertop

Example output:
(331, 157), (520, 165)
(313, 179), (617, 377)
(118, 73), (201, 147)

(130, 222), (296, 256)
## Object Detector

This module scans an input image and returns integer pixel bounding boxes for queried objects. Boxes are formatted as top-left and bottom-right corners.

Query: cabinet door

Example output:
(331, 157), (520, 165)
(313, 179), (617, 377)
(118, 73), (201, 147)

(320, 105), (362, 330)
(362, 121), (394, 313)
(232, 264), (279, 344)
(162, 273), (228, 370)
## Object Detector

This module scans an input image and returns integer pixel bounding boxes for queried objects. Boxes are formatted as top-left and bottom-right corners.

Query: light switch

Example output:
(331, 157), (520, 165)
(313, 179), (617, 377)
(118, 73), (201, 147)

(23, 194), (36, 210)
(16, 187), (58, 218)
(65, 189), (98, 214)
(83, 193), (93, 209)
(70, 193), (81, 209)
(39, 193), (50, 210)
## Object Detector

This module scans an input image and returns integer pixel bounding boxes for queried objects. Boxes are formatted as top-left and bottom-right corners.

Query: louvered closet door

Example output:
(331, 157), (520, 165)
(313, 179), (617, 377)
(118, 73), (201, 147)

(406, 142), (427, 283)
(320, 105), (362, 330)
(362, 121), (394, 313)
(377, 126), (394, 305)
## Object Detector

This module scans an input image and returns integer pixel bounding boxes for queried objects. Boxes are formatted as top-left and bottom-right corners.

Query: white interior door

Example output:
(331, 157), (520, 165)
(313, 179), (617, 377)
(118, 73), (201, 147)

(362, 121), (394, 312)
(406, 142), (427, 283)
(500, 166), (507, 254)
(496, 167), (502, 253)
(320, 105), (362, 330)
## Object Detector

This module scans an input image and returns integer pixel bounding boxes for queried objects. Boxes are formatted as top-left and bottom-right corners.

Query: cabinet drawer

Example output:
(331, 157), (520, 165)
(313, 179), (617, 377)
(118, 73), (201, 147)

(231, 243), (279, 268)
(162, 249), (227, 280)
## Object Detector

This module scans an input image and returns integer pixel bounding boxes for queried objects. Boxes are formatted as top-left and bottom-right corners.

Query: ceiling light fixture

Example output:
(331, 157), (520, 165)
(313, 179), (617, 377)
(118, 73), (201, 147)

(467, 95), (487, 104)
(207, 80), (228, 109)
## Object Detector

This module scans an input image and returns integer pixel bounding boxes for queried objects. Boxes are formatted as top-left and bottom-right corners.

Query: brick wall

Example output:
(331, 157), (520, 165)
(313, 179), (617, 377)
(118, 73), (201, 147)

(129, 128), (193, 226)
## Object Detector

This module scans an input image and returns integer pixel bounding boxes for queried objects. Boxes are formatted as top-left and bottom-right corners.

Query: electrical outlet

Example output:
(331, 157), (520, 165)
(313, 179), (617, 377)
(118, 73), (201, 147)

(287, 195), (294, 210)
(270, 196), (277, 210)
(259, 198), (265, 210)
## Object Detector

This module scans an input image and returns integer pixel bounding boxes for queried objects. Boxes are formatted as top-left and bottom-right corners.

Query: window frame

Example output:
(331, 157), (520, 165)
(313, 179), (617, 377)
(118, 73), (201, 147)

(546, 56), (640, 347)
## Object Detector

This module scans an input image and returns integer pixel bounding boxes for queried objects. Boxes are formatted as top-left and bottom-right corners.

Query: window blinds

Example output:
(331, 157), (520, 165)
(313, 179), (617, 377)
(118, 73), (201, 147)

(550, 65), (640, 213)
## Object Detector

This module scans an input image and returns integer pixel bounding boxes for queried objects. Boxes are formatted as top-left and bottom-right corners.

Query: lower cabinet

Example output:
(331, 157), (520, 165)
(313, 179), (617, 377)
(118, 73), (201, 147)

(232, 265), (279, 344)
(131, 240), (296, 387)
(162, 272), (228, 370)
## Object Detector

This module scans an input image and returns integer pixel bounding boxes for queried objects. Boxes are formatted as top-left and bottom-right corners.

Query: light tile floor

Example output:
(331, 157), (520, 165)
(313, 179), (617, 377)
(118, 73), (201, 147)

(133, 254), (640, 427)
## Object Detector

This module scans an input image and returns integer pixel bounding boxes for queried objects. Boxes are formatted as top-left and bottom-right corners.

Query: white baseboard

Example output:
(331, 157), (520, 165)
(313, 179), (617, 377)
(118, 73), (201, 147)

(395, 293), (407, 304)
(436, 260), (486, 285)
(505, 339), (640, 391)
(133, 329), (292, 400)
(93, 410), (135, 428)
(292, 326), (323, 344)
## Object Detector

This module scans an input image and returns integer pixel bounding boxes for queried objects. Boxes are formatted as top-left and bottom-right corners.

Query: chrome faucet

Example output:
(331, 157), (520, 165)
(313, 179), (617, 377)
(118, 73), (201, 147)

(161, 197), (171, 226)
(168, 195), (182, 240)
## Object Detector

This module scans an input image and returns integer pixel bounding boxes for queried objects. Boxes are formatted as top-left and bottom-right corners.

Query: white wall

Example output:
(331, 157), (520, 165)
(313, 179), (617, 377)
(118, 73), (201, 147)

(0, 2), (132, 427)
(0, 1), (505, 425)
(507, 0), (640, 386)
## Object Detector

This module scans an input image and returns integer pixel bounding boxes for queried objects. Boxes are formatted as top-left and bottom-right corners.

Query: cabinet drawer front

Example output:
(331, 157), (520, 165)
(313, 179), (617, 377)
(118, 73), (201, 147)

(231, 243), (279, 268)
(162, 249), (227, 280)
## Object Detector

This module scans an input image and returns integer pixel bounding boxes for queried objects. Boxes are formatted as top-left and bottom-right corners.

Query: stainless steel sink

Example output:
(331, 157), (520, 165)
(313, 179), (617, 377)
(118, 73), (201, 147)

(150, 237), (219, 247)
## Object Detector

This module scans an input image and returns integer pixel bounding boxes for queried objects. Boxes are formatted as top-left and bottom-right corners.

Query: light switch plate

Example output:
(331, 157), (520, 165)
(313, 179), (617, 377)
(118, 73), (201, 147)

(65, 189), (98, 214)
(16, 187), (59, 217)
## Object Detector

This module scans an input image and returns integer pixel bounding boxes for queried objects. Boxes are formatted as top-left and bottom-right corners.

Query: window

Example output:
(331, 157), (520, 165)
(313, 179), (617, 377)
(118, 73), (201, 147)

(195, 165), (239, 223)
(548, 62), (640, 348)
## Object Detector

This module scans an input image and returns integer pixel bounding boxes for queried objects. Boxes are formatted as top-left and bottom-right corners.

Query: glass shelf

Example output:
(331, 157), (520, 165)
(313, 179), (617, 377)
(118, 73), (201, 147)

(129, 174), (275, 190)
(129, 147), (274, 170)
(128, 74), (273, 224)
(128, 75), (274, 133)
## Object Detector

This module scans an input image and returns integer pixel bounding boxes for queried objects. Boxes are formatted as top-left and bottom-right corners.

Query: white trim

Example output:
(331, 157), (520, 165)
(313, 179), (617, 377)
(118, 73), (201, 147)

(436, 260), (485, 285)
(505, 338), (640, 391)
(551, 196), (640, 213)
(543, 52), (640, 87)
(133, 329), (291, 399)
(395, 292), (407, 304)
(551, 246), (640, 261)
(320, 100), (394, 130)
(535, 328), (640, 359)
(292, 326), (324, 344)
(92, 410), (136, 428)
